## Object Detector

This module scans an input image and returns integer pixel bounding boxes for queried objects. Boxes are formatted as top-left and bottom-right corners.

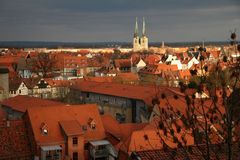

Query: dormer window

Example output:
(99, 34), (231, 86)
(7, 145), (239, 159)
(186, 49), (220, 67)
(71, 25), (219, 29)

(40, 122), (48, 135)
(91, 123), (96, 130)
(88, 118), (96, 130)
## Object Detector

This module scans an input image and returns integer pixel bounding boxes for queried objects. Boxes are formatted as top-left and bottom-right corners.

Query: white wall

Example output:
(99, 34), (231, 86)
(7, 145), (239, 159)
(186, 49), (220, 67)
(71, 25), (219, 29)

(9, 82), (28, 97)
(136, 59), (146, 72)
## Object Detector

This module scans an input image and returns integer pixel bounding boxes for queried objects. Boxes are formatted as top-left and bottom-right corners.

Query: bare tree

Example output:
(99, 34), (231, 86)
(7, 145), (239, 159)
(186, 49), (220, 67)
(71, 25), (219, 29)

(149, 33), (240, 159)
(29, 52), (56, 78)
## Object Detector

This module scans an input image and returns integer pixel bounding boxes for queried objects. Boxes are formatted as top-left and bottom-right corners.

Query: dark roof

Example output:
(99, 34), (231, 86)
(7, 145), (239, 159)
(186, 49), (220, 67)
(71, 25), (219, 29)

(9, 77), (23, 91)
(193, 52), (200, 59)
(22, 77), (41, 89)
(37, 79), (49, 88)
(16, 57), (30, 70)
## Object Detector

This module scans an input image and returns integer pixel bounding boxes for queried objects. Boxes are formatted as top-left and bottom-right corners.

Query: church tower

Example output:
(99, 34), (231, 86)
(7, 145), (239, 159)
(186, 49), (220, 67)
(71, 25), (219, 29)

(140, 17), (148, 50)
(133, 17), (141, 52)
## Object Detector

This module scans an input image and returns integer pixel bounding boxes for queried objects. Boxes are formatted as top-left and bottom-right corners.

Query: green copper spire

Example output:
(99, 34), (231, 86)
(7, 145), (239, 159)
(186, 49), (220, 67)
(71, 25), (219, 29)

(134, 17), (138, 37)
(142, 17), (146, 36)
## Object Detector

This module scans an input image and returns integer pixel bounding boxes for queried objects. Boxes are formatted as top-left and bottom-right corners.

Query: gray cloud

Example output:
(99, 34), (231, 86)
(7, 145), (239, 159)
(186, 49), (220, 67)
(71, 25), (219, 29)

(0, 0), (239, 42)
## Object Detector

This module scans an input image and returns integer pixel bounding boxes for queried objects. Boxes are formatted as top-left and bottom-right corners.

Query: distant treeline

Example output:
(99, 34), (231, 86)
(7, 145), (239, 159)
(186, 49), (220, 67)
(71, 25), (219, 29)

(0, 41), (230, 49)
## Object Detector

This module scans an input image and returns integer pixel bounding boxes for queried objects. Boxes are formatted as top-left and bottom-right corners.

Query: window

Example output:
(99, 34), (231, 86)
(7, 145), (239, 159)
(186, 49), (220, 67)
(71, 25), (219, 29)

(90, 123), (96, 130)
(43, 129), (48, 135)
(96, 145), (106, 150)
(72, 137), (78, 146)
(88, 118), (96, 130)
(84, 143), (89, 150)
(46, 151), (51, 157)
(40, 123), (48, 135)
(73, 152), (78, 160)
(19, 90), (21, 94)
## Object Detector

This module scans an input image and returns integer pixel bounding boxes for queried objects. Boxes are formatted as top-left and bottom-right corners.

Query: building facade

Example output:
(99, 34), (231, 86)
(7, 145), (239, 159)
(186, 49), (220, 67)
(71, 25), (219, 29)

(0, 68), (9, 100)
(24, 104), (118, 160)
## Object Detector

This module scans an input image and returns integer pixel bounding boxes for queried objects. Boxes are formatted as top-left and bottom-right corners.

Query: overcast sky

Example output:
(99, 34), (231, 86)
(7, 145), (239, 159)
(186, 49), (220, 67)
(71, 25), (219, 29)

(0, 0), (239, 42)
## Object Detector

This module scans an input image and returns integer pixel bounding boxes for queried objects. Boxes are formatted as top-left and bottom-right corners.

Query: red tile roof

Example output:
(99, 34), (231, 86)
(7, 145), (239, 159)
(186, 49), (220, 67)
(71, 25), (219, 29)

(44, 79), (72, 87)
(103, 114), (191, 155)
(119, 117), (194, 154)
(59, 120), (83, 136)
(115, 73), (139, 82)
(1, 95), (63, 113)
(209, 51), (221, 59)
(101, 114), (147, 142)
(78, 50), (90, 55)
(71, 81), (182, 106)
(139, 64), (178, 75)
(101, 114), (122, 137)
(26, 104), (106, 144)
(114, 59), (131, 68)
(130, 53), (140, 65)
(178, 70), (191, 80)
(156, 95), (225, 119)
(144, 55), (161, 64)
(0, 56), (18, 65)
(83, 76), (114, 83)
(55, 54), (88, 69)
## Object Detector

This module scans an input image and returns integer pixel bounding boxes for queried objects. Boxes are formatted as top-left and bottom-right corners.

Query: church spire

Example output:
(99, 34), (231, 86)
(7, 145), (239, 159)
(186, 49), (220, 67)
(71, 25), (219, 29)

(142, 17), (146, 36)
(134, 17), (138, 37)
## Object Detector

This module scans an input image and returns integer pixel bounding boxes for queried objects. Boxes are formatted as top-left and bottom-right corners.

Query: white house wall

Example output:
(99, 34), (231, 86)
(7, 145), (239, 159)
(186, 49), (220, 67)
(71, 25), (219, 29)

(9, 82), (29, 97)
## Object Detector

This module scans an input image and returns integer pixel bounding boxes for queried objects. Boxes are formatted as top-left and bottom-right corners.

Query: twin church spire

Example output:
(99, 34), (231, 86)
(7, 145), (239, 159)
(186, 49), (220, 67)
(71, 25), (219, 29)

(133, 17), (148, 51)
(134, 17), (146, 37)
